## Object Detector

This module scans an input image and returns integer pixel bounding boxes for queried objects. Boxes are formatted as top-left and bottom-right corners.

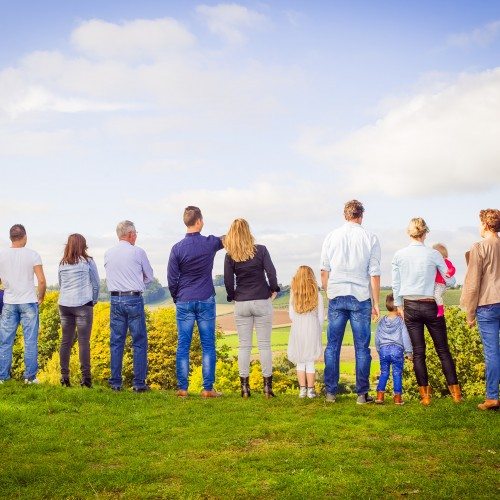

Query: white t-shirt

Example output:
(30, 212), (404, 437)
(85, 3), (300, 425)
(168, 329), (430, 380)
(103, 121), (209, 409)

(0, 247), (42, 304)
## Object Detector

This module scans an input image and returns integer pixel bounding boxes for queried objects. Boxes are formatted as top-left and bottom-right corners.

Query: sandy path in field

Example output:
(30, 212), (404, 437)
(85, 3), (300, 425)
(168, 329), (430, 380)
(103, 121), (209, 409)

(217, 310), (379, 361)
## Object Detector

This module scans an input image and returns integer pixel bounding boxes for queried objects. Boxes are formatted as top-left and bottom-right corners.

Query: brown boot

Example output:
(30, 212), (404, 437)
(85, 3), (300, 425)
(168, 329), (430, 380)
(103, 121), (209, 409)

(375, 391), (384, 404)
(419, 386), (431, 406)
(477, 399), (500, 411)
(448, 384), (463, 403)
(393, 394), (404, 405)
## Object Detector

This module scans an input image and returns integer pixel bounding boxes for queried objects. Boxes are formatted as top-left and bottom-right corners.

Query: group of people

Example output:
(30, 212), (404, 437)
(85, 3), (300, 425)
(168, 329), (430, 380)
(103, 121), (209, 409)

(0, 202), (498, 411)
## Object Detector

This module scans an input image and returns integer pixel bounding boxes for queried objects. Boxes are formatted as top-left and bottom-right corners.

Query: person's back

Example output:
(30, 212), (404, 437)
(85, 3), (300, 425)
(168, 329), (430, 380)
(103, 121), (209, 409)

(322, 222), (379, 296)
(169, 232), (221, 302)
(0, 247), (40, 304)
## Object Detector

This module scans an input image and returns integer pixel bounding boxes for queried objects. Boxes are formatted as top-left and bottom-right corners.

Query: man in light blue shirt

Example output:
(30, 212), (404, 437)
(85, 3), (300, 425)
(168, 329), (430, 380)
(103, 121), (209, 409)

(104, 220), (154, 392)
(320, 200), (381, 404)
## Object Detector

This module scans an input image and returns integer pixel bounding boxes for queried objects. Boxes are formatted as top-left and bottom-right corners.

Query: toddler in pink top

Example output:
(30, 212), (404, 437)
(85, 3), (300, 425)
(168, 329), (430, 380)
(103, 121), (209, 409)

(433, 243), (456, 317)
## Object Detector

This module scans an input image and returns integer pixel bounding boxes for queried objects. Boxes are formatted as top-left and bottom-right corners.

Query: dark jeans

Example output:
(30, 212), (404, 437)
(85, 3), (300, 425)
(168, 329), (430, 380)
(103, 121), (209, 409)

(109, 295), (148, 389)
(59, 304), (93, 380)
(403, 300), (458, 386)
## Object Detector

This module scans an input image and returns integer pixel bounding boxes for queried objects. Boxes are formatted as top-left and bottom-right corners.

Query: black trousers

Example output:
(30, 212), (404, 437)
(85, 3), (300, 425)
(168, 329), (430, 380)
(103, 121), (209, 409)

(403, 300), (458, 386)
(59, 304), (93, 379)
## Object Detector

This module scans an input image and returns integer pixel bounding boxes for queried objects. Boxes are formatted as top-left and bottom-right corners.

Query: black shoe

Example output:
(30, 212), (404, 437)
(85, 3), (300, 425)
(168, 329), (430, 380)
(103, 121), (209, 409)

(110, 385), (122, 391)
(60, 377), (71, 387)
(133, 385), (151, 393)
(263, 376), (276, 398)
(240, 376), (251, 398)
(80, 378), (92, 388)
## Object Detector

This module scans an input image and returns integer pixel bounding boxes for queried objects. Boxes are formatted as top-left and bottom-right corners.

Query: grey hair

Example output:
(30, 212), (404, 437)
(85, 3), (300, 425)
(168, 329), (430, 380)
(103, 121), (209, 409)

(116, 220), (136, 238)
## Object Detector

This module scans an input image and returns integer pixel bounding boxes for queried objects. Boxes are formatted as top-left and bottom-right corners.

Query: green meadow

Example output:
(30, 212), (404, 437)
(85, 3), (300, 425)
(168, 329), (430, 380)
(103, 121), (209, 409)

(0, 384), (497, 499)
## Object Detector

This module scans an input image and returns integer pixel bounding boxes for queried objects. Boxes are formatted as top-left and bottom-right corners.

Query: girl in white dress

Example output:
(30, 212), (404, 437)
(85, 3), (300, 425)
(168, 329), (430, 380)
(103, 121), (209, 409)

(287, 266), (324, 398)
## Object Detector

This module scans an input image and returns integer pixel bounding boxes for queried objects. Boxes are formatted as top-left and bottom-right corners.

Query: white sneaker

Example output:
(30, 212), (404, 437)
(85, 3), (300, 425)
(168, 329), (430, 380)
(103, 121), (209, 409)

(307, 388), (317, 399)
(24, 378), (40, 384)
(299, 386), (307, 398)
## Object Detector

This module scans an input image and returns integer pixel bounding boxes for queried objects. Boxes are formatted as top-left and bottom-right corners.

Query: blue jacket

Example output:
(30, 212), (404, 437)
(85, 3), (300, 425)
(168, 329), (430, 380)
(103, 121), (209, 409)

(58, 258), (100, 307)
(375, 315), (413, 354)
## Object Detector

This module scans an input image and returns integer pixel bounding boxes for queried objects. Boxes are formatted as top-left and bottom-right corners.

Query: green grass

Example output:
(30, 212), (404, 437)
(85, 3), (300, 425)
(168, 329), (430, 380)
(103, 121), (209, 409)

(0, 384), (497, 499)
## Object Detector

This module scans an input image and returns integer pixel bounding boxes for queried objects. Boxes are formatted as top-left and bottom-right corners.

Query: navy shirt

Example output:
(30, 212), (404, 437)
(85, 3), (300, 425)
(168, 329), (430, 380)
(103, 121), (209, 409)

(167, 232), (223, 303)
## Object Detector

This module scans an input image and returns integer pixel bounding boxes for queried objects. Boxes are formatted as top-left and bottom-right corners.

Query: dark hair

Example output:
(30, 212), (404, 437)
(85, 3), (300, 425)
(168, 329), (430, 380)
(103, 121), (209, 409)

(343, 200), (364, 220)
(9, 224), (26, 242)
(386, 293), (396, 312)
(183, 206), (203, 227)
(60, 233), (91, 265)
(479, 209), (500, 232)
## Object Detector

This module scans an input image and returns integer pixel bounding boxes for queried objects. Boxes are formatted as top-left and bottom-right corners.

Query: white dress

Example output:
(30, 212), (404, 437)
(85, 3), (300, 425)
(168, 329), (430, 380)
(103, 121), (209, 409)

(287, 292), (324, 364)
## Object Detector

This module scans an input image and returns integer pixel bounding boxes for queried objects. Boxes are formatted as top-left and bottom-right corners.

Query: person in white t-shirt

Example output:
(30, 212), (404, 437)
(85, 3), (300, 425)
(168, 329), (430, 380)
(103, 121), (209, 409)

(0, 224), (46, 383)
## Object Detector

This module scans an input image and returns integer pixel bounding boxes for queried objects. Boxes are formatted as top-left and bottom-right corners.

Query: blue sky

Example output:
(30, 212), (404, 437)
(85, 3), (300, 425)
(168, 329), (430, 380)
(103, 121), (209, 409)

(1, 1), (499, 285)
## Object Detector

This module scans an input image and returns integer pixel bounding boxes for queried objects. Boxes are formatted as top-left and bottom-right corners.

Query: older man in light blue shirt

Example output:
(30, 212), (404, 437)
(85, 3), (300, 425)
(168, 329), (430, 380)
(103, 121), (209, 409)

(104, 220), (154, 392)
(320, 200), (381, 404)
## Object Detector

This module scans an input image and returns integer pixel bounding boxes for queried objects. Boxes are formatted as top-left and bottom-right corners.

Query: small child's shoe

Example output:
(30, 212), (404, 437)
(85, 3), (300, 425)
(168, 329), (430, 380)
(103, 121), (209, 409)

(299, 386), (307, 398)
(394, 394), (404, 405)
(437, 305), (445, 317)
(307, 387), (316, 399)
(375, 391), (385, 404)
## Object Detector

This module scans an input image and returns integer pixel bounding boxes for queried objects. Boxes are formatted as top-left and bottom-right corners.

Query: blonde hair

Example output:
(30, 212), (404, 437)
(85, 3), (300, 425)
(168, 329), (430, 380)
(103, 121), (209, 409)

(291, 266), (319, 314)
(407, 217), (429, 239)
(432, 243), (448, 259)
(224, 219), (256, 262)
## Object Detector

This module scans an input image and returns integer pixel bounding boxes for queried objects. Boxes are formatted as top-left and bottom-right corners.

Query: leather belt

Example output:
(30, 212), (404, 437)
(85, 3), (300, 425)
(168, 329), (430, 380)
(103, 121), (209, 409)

(110, 291), (142, 296)
(404, 298), (435, 302)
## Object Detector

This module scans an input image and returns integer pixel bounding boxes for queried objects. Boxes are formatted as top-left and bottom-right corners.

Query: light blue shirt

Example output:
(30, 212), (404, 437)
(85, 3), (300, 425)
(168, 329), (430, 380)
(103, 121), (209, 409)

(104, 241), (154, 292)
(391, 242), (456, 307)
(58, 258), (100, 307)
(320, 222), (381, 301)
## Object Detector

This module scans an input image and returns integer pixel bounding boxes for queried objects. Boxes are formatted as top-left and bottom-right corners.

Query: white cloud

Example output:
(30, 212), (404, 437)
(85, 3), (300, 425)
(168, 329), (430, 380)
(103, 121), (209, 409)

(297, 67), (500, 196)
(71, 18), (196, 60)
(447, 19), (500, 48)
(196, 3), (267, 44)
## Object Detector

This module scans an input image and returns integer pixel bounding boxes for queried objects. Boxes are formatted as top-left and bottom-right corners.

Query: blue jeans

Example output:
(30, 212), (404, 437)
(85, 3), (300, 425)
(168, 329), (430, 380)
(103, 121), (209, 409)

(109, 296), (148, 389)
(176, 297), (216, 391)
(0, 303), (39, 380)
(376, 344), (404, 394)
(324, 296), (372, 395)
(476, 303), (500, 400)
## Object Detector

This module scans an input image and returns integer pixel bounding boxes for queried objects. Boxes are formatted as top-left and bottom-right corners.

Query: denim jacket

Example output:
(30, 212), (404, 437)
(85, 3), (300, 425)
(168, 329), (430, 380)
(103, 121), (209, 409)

(58, 258), (100, 307)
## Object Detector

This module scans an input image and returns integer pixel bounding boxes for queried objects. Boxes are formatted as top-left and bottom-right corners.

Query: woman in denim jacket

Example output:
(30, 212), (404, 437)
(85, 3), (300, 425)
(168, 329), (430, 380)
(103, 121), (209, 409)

(58, 234), (99, 387)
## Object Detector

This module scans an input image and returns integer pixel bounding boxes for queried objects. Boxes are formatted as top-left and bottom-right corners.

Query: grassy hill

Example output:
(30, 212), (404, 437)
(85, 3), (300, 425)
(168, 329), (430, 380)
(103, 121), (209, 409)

(0, 384), (497, 499)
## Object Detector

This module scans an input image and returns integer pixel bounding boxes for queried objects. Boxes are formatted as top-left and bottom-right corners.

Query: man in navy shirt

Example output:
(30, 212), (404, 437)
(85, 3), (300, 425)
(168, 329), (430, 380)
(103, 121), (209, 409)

(167, 206), (224, 398)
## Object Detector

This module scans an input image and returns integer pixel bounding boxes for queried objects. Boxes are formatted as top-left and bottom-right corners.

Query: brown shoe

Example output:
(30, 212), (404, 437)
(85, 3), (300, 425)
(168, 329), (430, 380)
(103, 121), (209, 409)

(176, 389), (188, 398)
(393, 394), (404, 405)
(201, 389), (222, 398)
(375, 391), (385, 404)
(477, 399), (500, 411)
(448, 384), (463, 403)
(419, 386), (431, 406)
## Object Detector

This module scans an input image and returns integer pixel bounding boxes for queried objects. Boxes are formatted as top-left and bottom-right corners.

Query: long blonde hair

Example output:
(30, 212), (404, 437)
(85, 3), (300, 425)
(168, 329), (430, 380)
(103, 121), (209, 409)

(224, 219), (256, 262)
(291, 266), (319, 314)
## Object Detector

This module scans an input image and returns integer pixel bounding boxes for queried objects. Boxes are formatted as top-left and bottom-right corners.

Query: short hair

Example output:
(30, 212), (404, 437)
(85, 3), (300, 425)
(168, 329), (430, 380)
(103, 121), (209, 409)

(10, 224), (26, 242)
(432, 243), (448, 259)
(116, 220), (136, 238)
(407, 217), (429, 239)
(344, 200), (364, 220)
(386, 293), (396, 312)
(479, 208), (500, 232)
(183, 206), (202, 227)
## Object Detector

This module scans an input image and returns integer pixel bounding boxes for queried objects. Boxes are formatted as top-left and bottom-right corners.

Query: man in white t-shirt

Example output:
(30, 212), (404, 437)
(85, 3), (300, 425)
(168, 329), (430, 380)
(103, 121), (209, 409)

(0, 224), (46, 383)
